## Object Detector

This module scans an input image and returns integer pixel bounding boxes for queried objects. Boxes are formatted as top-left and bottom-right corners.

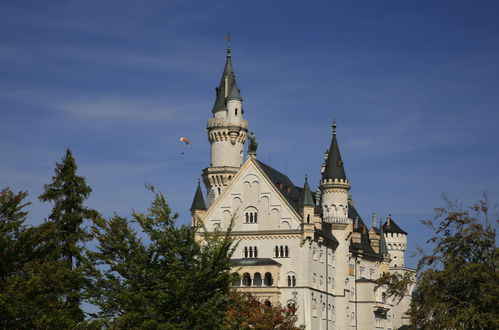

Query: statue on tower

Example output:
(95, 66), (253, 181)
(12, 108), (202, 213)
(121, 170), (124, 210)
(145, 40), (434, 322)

(248, 132), (258, 156)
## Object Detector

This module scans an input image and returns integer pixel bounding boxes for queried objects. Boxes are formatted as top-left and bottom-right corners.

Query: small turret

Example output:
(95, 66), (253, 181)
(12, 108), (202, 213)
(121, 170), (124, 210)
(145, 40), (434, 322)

(298, 175), (315, 224)
(190, 180), (207, 226)
(382, 214), (408, 268)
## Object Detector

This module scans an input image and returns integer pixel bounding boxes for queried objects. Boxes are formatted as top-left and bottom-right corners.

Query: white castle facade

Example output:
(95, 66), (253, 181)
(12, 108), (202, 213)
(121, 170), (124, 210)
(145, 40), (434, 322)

(190, 47), (413, 330)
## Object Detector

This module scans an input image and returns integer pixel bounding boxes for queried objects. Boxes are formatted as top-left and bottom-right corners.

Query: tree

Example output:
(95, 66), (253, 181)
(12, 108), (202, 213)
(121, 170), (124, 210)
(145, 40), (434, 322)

(38, 149), (98, 322)
(86, 186), (236, 329)
(223, 292), (302, 329)
(0, 187), (86, 329)
(410, 196), (498, 328)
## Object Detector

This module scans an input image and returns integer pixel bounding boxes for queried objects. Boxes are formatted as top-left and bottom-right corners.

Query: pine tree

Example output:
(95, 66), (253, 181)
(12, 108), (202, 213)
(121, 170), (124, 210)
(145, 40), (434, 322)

(38, 149), (97, 322)
(86, 186), (236, 329)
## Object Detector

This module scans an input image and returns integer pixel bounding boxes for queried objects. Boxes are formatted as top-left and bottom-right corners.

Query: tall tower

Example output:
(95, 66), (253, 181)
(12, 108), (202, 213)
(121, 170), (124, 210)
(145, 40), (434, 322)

(202, 47), (248, 206)
(319, 120), (351, 299)
(320, 120), (350, 224)
(382, 214), (408, 268)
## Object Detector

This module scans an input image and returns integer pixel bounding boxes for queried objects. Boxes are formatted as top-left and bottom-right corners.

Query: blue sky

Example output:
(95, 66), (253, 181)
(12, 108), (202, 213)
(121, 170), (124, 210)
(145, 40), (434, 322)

(1, 0), (498, 268)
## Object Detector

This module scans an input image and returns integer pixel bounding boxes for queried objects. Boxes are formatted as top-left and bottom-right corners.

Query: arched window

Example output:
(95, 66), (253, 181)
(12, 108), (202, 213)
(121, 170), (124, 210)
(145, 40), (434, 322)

(285, 246), (289, 257)
(292, 275), (296, 287)
(280, 246), (284, 257)
(275, 246), (279, 257)
(264, 272), (273, 286)
(264, 300), (272, 307)
(254, 246), (258, 258)
(287, 275), (292, 287)
(244, 247), (248, 258)
(242, 273), (251, 286)
(235, 108), (238, 115)
(250, 213), (253, 223)
(382, 292), (387, 304)
(249, 246), (253, 258)
(232, 273), (241, 287)
(254, 213), (258, 223)
(245, 213), (249, 223)
(307, 214), (310, 223)
(253, 273), (262, 286)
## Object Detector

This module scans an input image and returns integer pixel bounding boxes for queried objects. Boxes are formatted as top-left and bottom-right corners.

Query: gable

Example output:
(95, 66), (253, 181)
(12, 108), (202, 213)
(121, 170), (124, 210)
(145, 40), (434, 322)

(201, 158), (303, 232)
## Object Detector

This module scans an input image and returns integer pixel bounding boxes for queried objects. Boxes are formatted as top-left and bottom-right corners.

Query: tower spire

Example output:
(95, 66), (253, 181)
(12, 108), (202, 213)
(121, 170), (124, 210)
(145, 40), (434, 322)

(322, 119), (346, 180)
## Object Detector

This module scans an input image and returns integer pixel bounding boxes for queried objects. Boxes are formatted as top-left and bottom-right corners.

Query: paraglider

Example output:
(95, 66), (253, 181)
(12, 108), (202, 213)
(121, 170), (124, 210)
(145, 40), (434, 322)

(179, 137), (190, 155)
(179, 137), (190, 146)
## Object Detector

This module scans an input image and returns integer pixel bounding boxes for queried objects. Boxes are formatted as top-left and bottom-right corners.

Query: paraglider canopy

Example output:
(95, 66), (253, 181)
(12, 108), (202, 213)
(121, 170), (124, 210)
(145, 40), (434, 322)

(179, 137), (190, 146)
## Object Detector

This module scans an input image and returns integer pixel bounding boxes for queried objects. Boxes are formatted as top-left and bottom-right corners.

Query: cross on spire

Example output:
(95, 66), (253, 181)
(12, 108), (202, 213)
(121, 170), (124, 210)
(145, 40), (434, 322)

(332, 117), (337, 136)
(224, 32), (233, 48)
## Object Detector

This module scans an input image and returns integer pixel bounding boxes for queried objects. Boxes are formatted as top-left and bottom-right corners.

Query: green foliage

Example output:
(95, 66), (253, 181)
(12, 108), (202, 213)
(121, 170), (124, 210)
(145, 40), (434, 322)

(0, 188), (85, 328)
(86, 186), (236, 329)
(39, 149), (97, 269)
(223, 292), (303, 329)
(411, 195), (499, 329)
(376, 271), (414, 304)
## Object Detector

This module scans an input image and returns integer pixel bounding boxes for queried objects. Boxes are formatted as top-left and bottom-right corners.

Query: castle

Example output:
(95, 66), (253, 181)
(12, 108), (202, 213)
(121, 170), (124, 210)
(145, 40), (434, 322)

(190, 47), (413, 329)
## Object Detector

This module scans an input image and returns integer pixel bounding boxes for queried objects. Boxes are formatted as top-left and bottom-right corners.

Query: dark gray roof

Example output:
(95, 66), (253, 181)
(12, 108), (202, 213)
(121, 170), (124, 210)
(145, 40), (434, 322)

(378, 225), (389, 255)
(298, 177), (315, 207)
(227, 78), (241, 100)
(255, 160), (301, 209)
(322, 127), (347, 180)
(230, 258), (281, 266)
(212, 48), (241, 113)
(348, 205), (366, 233)
(382, 216), (408, 235)
(190, 181), (207, 211)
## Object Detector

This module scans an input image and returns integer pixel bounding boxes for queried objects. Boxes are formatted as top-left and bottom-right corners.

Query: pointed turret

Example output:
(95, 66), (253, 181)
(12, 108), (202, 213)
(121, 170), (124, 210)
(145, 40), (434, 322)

(203, 47), (248, 206)
(379, 225), (389, 255)
(190, 180), (207, 227)
(190, 180), (207, 211)
(212, 47), (240, 113)
(320, 119), (350, 225)
(298, 176), (315, 207)
(322, 119), (347, 180)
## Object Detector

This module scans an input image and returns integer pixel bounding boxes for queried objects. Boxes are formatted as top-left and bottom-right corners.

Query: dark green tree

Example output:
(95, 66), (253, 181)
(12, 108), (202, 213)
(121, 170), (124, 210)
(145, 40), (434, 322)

(86, 186), (236, 329)
(38, 149), (98, 322)
(0, 187), (85, 328)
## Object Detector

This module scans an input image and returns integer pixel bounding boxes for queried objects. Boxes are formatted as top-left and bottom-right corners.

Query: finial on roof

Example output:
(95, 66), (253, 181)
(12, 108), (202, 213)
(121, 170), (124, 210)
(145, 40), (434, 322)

(387, 213), (391, 225)
(372, 211), (377, 228)
(197, 178), (201, 185)
(305, 174), (308, 181)
(332, 117), (337, 136)
(224, 32), (233, 56)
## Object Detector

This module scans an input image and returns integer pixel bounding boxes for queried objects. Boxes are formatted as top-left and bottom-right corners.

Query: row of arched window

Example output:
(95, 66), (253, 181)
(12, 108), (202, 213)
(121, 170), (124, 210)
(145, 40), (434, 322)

(233, 272), (274, 287)
(287, 275), (296, 287)
(274, 245), (289, 258)
(243, 246), (258, 258)
(245, 212), (258, 223)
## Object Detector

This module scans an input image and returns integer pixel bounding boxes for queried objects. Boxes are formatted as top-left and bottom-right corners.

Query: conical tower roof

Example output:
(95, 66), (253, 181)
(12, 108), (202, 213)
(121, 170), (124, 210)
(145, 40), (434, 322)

(298, 176), (315, 207)
(322, 120), (347, 180)
(211, 47), (241, 113)
(379, 225), (389, 255)
(190, 180), (207, 211)
(227, 78), (241, 100)
(382, 215), (407, 235)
